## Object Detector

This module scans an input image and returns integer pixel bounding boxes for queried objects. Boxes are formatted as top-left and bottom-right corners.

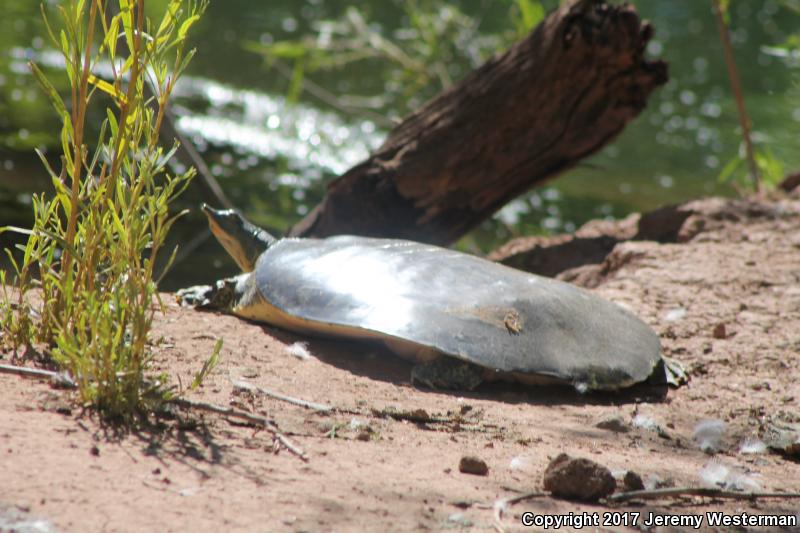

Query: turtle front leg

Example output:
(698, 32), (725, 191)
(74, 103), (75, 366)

(662, 356), (689, 387)
(176, 274), (249, 312)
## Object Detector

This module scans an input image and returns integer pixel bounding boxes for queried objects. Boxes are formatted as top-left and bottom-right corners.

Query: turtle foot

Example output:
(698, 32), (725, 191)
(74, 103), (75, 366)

(662, 356), (689, 387)
(176, 277), (241, 311)
(411, 357), (485, 391)
(176, 284), (216, 307)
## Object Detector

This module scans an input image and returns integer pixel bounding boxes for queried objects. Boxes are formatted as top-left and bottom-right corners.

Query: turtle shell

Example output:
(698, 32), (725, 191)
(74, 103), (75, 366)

(253, 236), (661, 390)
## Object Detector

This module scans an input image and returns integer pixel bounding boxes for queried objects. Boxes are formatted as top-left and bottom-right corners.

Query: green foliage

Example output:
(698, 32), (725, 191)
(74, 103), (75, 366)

(718, 0), (799, 193)
(719, 144), (785, 191)
(511, 0), (546, 36)
(767, 2), (800, 60)
(245, 0), (548, 117)
(0, 0), (214, 421)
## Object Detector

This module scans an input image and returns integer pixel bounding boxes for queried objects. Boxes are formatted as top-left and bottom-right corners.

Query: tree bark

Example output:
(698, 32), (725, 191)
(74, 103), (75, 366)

(289, 0), (667, 245)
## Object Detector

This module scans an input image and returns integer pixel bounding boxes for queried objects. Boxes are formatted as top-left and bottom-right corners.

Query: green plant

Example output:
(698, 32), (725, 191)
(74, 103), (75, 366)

(0, 0), (214, 421)
(245, 0), (548, 119)
(718, 142), (786, 192)
(511, 0), (546, 38)
(716, 0), (799, 192)
(711, 0), (761, 192)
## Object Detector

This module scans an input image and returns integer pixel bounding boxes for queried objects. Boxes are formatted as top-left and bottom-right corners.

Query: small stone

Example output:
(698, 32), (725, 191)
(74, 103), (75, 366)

(712, 323), (727, 339)
(240, 367), (258, 378)
(595, 415), (629, 433)
(693, 419), (726, 453)
(90, 445), (100, 456)
(632, 414), (670, 439)
(410, 408), (430, 421)
(664, 308), (687, 322)
(41, 398), (73, 416)
(763, 419), (800, 458)
(644, 474), (674, 490)
(623, 470), (645, 491)
(447, 513), (473, 527)
(459, 455), (489, 476)
(543, 453), (616, 501)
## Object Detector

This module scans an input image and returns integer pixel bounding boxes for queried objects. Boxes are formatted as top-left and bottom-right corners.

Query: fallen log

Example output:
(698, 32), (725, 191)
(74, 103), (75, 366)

(290, 0), (667, 245)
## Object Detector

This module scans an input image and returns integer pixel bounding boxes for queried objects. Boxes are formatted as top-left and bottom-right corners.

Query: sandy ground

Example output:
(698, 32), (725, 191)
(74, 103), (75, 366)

(1, 193), (800, 532)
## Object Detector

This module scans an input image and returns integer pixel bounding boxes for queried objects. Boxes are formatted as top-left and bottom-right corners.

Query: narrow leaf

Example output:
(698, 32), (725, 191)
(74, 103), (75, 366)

(29, 62), (69, 118)
(191, 339), (222, 390)
(177, 14), (200, 40)
(88, 74), (127, 104)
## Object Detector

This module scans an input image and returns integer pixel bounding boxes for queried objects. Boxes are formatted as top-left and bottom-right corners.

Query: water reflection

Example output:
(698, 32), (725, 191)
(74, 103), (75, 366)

(172, 76), (384, 176)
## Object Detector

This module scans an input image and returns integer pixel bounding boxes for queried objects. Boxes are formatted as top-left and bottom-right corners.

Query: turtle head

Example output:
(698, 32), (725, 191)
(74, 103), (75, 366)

(202, 204), (276, 272)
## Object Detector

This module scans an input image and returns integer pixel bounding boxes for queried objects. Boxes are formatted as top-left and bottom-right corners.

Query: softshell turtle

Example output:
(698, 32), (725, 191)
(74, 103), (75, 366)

(179, 205), (679, 391)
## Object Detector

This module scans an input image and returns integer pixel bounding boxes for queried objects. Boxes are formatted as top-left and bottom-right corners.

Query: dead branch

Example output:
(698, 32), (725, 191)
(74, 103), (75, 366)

(0, 362), (309, 461)
(291, 0), (667, 245)
(0, 362), (77, 388)
(231, 378), (334, 413)
(173, 397), (308, 461)
(607, 486), (800, 503)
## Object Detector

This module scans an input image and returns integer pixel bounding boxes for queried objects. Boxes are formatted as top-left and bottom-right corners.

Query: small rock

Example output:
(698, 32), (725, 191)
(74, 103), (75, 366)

(90, 445), (100, 456)
(693, 419), (726, 454)
(284, 341), (312, 360)
(446, 513), (473, 527)
(410, 408), (430, 422)
(595, 415), (629, 433)
(0, 503), (58, 533)
(699, 460), (761, 491)
(712, 323), (727, 339)
(239, 367), (258, 378)
(459, 455), (489, 476)
(41, 396), (73, 416)
(738, 438), (767, 455)
(348, 418), (366, 430)
(664, 308), (687, 322)
(509, 455), (533, 472)
(762, 419), (800, 458)
(543, 453), (616, 501)
(644, 474), (674, 490)
(623, 470), (645, 491)
(632, 414), (670, 439)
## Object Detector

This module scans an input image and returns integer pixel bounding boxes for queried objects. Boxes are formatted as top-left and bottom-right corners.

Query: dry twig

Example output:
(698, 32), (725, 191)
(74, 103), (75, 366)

(491, 491), (548, 533)
(231, 378), (334, 413)
(0, 362), (77, 388)
(0, 362), (309, 461)
(608, 486), (800, 503)
(173, 397), (308, 461)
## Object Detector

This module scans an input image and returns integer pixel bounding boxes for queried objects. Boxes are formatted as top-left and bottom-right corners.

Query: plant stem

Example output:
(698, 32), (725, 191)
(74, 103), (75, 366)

(63, 0), (99, 280)
(711, 0), (761, 193)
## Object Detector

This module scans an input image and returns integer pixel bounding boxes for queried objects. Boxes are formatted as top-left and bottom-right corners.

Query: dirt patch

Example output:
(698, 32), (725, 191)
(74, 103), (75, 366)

(2, 194), (800, 532)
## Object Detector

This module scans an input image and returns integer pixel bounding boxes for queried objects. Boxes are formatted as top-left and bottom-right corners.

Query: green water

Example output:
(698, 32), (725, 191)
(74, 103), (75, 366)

(1, 1), (798, 288)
